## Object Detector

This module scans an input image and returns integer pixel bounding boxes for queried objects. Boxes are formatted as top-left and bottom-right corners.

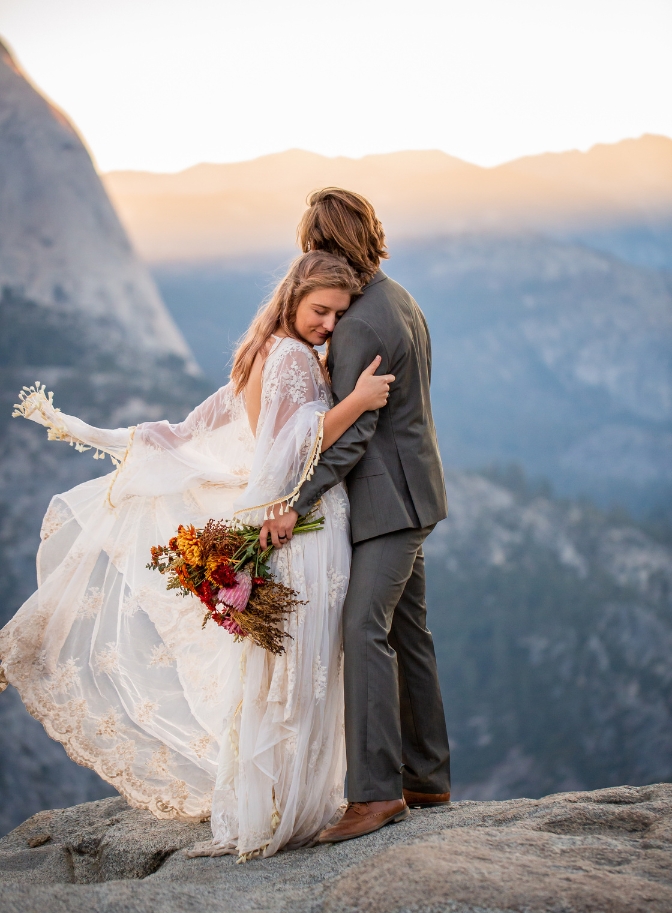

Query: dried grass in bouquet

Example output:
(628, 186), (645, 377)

(147, 513), (324, 654)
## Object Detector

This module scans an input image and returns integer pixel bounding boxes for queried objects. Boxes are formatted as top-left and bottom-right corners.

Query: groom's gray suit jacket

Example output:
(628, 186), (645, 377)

(294, 270), (447, 541)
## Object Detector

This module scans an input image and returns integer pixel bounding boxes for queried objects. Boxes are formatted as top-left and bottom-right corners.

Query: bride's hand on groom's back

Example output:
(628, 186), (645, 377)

(353, 356), (395, 411)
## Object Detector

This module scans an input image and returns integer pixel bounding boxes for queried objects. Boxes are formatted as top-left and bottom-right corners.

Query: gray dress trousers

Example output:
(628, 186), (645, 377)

(294, 270), (451, 800)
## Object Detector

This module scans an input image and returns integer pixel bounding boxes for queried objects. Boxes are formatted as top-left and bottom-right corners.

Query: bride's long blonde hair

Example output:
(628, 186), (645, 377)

(231, 251), (361, 394)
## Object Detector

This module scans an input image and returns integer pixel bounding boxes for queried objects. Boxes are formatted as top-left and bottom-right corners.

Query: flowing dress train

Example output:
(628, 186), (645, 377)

(0, 337), (350, 858)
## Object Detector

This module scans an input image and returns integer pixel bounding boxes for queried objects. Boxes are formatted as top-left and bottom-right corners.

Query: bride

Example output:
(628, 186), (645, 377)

(0, 251), (394, 860)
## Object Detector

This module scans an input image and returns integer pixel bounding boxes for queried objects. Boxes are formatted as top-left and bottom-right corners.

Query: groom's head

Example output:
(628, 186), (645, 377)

(298, 188), (389, 284)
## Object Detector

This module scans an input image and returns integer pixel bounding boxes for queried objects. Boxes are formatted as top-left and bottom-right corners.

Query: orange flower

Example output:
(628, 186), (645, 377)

(176, 524), (201, 566)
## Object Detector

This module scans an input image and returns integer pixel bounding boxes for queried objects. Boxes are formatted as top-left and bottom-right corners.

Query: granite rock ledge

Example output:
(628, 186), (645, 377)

(0, 783), (670, 913)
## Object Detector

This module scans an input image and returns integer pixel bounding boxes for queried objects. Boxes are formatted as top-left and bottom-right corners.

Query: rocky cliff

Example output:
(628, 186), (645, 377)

(0, 39), (212, 835)
(0, 37), (211, 603)
(427, 470), (672, 799)
(0, 784), (670, 912)
(0, 39), (195, 368)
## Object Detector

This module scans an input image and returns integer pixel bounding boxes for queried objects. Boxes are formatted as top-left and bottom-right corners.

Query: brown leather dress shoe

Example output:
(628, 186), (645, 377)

(317, 799), (409, 843)
(403, 788), (451, 807)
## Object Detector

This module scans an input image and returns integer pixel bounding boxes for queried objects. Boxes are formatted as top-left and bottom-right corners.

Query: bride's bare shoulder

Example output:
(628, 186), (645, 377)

(265, 335), (315, 363)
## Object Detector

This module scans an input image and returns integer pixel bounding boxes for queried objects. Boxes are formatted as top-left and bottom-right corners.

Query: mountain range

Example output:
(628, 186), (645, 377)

(103, 138), (672, 262)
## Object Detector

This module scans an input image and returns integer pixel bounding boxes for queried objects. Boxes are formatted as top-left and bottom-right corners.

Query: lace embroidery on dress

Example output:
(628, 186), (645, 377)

(117, 740), (137, 764)
(77, 587), (104, 619)
(149, 643), (174, 667)
(96, 710), (124, 739)
(41, 499), (71, 541)
(122, 585), (166, 618)
(262, 369), (281, 407)
(308, 738), (322, 769)
(190, 734), (215, 758)
(324, 487), (349, 531)
(96, 644), (120, 675)
(190, 419), (214, 445)
(327, 567), (349, 608)
(63, 545), (87, 571)
(312, 657), (327, 702)
(284, 358), (309, 404)
(147, 745), (171, 778)
(170, 779), (190, 802)
(135, 699), (159, 724)
(48, 659), (81, 694)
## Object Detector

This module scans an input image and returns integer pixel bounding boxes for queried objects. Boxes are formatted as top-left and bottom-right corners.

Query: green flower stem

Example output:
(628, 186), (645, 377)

(231, 514), (325, 574)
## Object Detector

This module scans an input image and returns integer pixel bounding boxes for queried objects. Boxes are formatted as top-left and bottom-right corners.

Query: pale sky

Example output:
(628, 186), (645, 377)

(1, 0), (671, 173)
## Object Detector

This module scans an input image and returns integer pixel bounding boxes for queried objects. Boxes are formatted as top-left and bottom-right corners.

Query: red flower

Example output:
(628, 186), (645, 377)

(210, 562), (237, 588)
(196, 581), (216, 609)
(168, 537), (178, 550)
(253, 577), (266, 586)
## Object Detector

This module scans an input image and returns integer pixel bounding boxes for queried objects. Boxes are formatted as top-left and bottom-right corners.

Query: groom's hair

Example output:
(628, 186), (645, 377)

(298, 188), (389, 284)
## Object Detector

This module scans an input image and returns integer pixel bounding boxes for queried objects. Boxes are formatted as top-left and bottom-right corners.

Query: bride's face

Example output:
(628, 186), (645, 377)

(293, 287), (351, 347)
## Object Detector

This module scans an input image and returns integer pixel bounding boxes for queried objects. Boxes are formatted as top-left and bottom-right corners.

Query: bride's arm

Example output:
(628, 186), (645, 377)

(321, 356), (394, 450)
(14, 383), (236, 462)
(250, 348), (393, 548)
(13, 384), (130, 461)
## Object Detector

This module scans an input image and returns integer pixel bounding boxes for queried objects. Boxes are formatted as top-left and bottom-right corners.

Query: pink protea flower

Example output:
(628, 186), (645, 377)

(217, 615), (246, 637)
(217, 571), (252, 612)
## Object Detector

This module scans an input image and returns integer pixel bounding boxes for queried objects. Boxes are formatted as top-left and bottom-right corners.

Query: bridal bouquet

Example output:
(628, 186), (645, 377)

(147, 514), (324, 654)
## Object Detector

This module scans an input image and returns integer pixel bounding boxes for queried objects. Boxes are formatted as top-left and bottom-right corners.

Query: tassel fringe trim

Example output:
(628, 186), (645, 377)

(232, 411), (325, 525)
(13, 384), (120, 464)
(236, 789), (282, 864)
(105, 426), (136, 509)
(13, 384), (137, 511)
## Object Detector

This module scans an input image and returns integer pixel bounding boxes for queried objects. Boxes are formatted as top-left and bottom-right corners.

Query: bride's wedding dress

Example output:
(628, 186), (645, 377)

(0, 336), (350, 858)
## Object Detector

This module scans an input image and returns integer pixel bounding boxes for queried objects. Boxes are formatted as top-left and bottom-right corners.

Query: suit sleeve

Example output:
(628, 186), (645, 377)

(423, 310), (432, 383)
(293, 317), (389, 515)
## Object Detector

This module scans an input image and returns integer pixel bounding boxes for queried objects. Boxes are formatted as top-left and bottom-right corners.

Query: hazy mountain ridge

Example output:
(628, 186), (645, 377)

(103, 136), (672, 262)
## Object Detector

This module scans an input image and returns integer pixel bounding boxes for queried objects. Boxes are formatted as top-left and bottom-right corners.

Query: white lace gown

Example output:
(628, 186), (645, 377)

(0, 337), (350, 858)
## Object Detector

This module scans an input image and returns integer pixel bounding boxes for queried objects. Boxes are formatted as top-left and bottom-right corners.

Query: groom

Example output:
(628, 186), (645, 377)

(264, 188), (451, 841)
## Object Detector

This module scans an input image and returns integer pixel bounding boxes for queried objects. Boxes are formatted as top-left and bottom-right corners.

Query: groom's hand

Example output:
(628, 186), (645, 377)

(260, 505), (299, 549)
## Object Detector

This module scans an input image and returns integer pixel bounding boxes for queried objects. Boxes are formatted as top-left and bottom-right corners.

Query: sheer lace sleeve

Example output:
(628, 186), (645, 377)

(135, 385), (238, 451)
(233, 339), (329, 523)
(14, 344), (328, 519)
(14, 382), (248, 506)
(13, 383), (131, 462)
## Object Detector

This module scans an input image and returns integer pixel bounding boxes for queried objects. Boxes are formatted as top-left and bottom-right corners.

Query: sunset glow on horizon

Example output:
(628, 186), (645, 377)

(1, 0), (671, 175)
